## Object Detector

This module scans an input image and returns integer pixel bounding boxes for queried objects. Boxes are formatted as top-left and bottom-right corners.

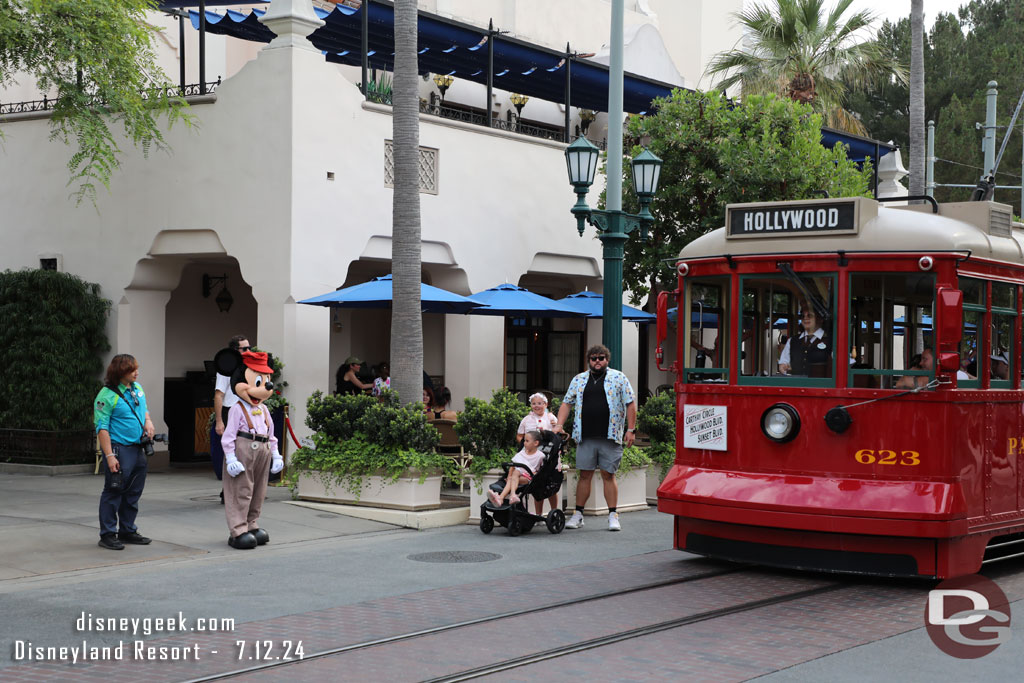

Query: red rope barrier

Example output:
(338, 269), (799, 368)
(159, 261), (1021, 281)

(284, 415), (303, 449)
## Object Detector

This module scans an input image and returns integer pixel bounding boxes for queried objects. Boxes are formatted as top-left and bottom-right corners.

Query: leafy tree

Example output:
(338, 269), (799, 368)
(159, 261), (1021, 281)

(843, 1), (1024, 214)
(615, 90), (872, 303)
(389, 0), (424, 406)
(705, 0), (906, 135)
(0, 0), (190, 204)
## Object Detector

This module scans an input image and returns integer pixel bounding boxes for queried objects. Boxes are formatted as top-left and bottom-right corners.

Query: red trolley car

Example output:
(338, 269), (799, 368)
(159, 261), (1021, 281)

(654, 196), (1024, 579)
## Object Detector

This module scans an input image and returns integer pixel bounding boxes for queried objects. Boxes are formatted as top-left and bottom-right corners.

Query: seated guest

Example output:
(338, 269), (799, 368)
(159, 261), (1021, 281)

(336, 356), (372, 395)
(427, 386), (458, 421)
(894, 348), (934, 389)
(372, 362), (391, 397)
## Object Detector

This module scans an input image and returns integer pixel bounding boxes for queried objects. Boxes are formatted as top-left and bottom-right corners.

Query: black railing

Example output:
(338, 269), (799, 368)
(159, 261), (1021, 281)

(0, 428), (95, 466)
(0, 81), (221, 116)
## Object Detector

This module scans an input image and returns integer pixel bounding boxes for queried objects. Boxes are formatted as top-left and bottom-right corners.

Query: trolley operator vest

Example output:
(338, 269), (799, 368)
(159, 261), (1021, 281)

(790, 331), (832, 378)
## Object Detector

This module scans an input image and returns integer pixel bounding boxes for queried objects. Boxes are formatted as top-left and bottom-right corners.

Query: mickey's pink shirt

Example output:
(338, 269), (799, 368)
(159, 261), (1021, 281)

(221, 401), (280, 458)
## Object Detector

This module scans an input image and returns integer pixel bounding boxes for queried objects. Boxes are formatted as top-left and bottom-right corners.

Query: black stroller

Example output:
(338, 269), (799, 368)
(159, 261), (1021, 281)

(479, 430), (566, 536)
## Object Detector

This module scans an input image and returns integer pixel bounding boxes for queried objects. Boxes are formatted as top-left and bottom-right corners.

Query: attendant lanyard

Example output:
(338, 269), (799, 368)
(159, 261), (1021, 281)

(111, 383), (146, 433)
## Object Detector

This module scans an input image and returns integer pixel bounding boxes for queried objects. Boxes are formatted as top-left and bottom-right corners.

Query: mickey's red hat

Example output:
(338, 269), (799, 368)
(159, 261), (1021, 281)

(241, 351), (274, 374)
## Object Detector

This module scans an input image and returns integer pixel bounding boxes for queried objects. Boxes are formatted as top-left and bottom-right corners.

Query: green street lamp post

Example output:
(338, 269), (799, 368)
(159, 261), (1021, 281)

(565, 137), (662, 369)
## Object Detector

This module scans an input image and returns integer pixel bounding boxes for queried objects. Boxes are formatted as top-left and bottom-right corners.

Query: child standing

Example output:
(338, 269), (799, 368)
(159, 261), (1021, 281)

(490, 430), (544, 507)
(517, 393), (561, 514)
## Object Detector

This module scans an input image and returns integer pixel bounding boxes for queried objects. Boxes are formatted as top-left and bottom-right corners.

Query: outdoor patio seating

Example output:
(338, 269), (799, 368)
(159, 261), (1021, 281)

(432, 419), (470, 492)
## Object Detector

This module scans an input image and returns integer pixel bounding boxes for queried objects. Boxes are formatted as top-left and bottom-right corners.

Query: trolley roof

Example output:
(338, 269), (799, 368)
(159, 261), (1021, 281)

(678, 197), (1024, 265)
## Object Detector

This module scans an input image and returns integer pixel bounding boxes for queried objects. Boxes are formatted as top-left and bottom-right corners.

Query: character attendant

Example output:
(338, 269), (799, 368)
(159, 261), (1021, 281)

(216, 348), (284, 549)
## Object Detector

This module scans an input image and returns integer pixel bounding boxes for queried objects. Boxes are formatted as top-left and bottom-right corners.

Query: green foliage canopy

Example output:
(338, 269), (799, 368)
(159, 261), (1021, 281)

(0, 269), (110, 431)
(0, 0), (190, 204)
(617, 90), (872, 302)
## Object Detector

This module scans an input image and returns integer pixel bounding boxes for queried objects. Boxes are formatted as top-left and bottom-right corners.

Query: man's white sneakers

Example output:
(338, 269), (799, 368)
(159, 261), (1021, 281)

(608, 511), (621, 531)
(565, 511), (584, 529)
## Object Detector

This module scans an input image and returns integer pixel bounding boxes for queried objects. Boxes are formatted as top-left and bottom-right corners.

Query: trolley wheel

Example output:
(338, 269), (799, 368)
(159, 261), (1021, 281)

(479, 515), (494, 534)
(508, 517), (523, 537)
(546, 509), (566, 534)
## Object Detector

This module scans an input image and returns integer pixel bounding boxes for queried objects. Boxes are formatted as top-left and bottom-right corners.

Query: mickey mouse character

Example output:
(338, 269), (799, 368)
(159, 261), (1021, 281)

(214, 348), (284, 549)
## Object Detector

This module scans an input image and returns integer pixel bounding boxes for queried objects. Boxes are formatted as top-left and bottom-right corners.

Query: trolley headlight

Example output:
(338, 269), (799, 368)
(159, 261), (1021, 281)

(761, 403), (800, 443)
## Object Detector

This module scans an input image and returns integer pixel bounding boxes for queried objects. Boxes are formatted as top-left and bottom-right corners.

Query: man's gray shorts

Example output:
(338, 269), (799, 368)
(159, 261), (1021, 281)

(575, 438), (623, 473)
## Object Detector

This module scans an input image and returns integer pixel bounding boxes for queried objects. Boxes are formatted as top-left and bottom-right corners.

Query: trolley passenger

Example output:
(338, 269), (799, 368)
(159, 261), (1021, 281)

(895, 348), (934, 389)
(778, 307), (831, 377)
(991, 351), (1010, 380)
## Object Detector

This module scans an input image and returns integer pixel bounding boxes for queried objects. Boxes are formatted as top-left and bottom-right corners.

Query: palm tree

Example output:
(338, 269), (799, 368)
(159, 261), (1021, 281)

(909, 0), (925, 196)
(389, 0), (424, 406)
(706, 0), (907, 135)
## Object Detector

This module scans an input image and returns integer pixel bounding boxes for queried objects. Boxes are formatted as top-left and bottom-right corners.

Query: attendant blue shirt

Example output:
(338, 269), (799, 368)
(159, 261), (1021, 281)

(94, 382), (148, 445)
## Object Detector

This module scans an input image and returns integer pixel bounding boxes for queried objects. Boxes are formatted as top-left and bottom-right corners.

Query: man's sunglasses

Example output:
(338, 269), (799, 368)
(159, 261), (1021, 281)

(589, 355), (607, 361)
(239, 346), (251, 352)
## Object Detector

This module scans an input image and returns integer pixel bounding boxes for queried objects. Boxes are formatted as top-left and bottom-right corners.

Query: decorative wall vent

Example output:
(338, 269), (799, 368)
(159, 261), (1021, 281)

(384, 140), (439, 195)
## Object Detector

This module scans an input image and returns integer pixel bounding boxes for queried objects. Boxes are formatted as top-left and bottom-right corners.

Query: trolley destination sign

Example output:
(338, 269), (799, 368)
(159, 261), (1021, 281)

(726, 199), (861, 239)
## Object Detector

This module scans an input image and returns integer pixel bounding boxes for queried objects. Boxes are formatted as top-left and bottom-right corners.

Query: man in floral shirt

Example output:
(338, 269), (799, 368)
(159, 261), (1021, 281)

(555, 344), (636, 531)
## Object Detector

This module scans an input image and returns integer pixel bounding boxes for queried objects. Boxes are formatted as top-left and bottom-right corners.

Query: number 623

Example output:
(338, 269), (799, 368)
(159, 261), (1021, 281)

(854, 449), (921, 466)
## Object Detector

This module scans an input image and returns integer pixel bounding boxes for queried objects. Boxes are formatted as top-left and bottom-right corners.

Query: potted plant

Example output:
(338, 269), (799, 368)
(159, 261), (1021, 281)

(454, 388), (529, 520)
(562, 443), (651, 515)
(287, 390), (455, 510)
(636, 391), (676, 504)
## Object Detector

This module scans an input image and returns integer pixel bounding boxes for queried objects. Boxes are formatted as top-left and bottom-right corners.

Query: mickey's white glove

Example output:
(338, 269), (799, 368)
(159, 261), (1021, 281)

(225, 453), (246, 477)
(270, 454), (284, 474)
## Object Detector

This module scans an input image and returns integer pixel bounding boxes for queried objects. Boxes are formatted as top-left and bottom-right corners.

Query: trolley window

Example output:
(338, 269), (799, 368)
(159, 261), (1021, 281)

(738, 272), (835, 386)
(849, 273), (935, 390)
(990, 282), (1016, 387)
(683, 278), (729, 383)
(959, 277), (983, 386)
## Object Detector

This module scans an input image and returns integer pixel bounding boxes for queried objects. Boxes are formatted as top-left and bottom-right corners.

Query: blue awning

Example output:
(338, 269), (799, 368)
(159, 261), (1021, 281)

(186, 2), (679, 114)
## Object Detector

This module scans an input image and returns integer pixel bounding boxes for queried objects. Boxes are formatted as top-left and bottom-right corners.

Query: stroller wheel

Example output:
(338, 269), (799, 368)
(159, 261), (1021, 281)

(479, 515), (494, 534)
(508, 517), (523, 537)
(546, 509), (566, 534)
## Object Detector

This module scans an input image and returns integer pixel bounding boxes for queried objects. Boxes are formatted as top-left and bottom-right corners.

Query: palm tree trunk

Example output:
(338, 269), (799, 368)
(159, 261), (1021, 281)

(390, 0), (423, 406)
(909, 0), (925, 197)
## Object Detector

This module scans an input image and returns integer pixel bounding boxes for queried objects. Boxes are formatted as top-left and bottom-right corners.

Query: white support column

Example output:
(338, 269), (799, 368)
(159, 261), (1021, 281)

(258, 0), (325, 52)
(117, 290), (172, 435)
(444, 316), (504, 411)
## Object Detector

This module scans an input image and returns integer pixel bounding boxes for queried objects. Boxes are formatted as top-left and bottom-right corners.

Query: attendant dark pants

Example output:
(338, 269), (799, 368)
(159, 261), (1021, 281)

(210, 406), (230, 480)
(98, 443), (147, 537)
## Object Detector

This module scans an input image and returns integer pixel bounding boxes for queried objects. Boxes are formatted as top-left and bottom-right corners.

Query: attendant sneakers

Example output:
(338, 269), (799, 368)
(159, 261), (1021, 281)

(98, 534), (124, 550)
(118, 531), (152, 545)
(564, 511), (584, 529)
(608, 511), (621, 531)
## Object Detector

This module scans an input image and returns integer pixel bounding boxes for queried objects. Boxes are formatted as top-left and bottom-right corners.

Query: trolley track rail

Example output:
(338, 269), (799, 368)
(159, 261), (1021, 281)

(183, 565), (747, 682)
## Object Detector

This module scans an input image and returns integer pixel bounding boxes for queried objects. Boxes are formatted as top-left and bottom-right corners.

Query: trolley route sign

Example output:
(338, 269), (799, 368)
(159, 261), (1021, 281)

(726, 199), (860, 238)
(683, 404), (727, 451)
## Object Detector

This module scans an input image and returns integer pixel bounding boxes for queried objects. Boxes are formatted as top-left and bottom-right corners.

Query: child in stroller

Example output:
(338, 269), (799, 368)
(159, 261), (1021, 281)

(479, 430), (566, 536)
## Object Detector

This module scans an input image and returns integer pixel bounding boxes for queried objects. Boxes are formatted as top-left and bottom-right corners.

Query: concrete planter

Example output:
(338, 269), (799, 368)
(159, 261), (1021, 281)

(565, 465), (649, 515)
(297, 469), (442, 511)
(647, 467), (668, 505)
(467, 468), (564, 523)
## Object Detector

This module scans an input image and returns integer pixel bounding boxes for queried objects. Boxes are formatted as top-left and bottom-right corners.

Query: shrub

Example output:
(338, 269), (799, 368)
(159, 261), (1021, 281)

(637, 392), (676, 478)
(290, 389), (446, 498)
(455, 387), (529, 477)
(0, 269), (110, 430)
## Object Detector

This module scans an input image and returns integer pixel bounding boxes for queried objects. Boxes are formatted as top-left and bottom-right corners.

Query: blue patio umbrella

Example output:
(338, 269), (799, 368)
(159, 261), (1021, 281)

(557, 291), (655, 322)
(466, 284), (587, 318)
(298, 275), (484, 314)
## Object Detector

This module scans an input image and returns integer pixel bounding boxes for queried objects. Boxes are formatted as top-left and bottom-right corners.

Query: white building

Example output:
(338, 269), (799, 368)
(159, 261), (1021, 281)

(0, 0), (743, 459)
